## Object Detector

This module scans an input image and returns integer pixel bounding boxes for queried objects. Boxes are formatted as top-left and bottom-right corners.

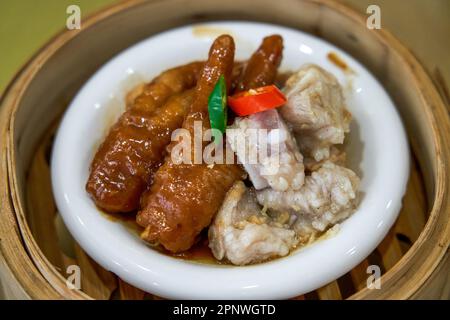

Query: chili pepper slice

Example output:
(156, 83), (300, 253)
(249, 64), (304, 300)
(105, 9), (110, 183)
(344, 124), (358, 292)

(208, 75), (227, 143)
(228, 85), (287, 116)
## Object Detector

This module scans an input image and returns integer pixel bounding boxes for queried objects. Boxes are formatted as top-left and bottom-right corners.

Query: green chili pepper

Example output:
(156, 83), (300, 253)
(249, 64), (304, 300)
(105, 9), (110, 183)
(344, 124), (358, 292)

(208, 75), (227, 143)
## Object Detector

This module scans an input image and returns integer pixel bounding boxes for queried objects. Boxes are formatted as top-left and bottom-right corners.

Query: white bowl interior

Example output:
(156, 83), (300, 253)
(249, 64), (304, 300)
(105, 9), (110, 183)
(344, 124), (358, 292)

(51, 21), (409, 299)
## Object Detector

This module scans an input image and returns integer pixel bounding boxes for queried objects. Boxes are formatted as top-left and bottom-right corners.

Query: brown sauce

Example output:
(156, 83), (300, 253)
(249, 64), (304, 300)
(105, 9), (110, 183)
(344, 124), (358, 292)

(327, 52), (355, 74)
(99, 206), (340, 266)
(165, 231), (225, 264)
(100, 210), (143, 233)
(100, 209), (223, 265)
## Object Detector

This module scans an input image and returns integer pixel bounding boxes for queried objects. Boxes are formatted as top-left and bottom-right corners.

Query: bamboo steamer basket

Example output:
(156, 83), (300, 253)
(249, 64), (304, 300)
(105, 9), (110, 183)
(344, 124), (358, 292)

(0, 0), (449, 300)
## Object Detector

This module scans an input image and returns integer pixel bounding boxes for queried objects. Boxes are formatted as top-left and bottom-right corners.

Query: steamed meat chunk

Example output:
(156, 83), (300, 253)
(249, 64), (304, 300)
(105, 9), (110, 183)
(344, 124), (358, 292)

(227, 109), (305, 191)
(256, 161), (359, 237)
(304, 145), (346, 172)
(209, 181), (297, 265)
(280, 64), (351, 162)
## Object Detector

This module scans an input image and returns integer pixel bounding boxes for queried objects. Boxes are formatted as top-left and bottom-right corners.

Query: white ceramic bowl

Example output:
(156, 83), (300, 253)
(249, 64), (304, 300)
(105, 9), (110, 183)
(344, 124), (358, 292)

(51, 21), (409, 299)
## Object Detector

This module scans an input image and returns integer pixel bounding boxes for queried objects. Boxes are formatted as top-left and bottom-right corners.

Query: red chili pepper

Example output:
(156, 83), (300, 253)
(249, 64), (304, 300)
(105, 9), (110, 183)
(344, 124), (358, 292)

(228, 85), (287, 116)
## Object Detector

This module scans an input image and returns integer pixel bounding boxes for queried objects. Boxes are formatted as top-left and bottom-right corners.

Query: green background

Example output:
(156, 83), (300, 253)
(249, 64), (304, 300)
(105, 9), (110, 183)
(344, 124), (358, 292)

(1, 0), (449, 95)
(0, 0), (113, 93)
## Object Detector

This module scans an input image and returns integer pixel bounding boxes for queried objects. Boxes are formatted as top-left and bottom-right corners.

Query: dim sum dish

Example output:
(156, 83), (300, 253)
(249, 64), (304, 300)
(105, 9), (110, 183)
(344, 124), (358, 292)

(51, 22), (409, 299)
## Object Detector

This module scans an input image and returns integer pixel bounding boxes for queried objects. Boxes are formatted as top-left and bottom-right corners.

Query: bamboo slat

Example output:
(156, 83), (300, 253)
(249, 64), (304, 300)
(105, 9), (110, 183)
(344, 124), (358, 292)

(317, 281), (343, 300)
(118, 279), (146, 300)
(25, 126), (64, 270)
(73, 244), (117, 300)
(349, 259), (370, 291)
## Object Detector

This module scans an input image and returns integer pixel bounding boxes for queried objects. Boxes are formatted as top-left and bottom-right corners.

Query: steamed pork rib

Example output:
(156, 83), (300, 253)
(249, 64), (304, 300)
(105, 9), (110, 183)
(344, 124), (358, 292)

(280, 64), (351, 162)
(209, 160), (359, 265)
(304, 145), (346, 172)
(209, 181), (297, 265)
(227, 109), (304, 191)
(86, 62), (203, 213)
(256, 161), (359, 239)
(137, 35), (244, 252)
(137, 35), (284, 253)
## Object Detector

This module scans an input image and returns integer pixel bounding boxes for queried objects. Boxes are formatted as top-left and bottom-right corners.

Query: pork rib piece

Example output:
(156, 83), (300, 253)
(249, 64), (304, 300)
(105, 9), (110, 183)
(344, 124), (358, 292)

(227, 109), (305, 191)
(280, 64), (351, 162)
(209, 181), (297, 265)
(256, 161), (359, 240)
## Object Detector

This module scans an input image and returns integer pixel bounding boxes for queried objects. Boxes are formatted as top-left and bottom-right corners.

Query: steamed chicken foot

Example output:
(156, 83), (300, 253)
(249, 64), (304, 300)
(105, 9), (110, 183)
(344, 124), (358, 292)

(227, 109), (305, 191)
(86, 62), (203, 213)
(127, 61), (203, 113)
(209, 181), (297, 265)
(236, 35), (284, 91)
(256, 161), (360, 238)
(137, 35), (245, 252)
(138, 114), (245, 253)
(280, 64), (351, 162)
